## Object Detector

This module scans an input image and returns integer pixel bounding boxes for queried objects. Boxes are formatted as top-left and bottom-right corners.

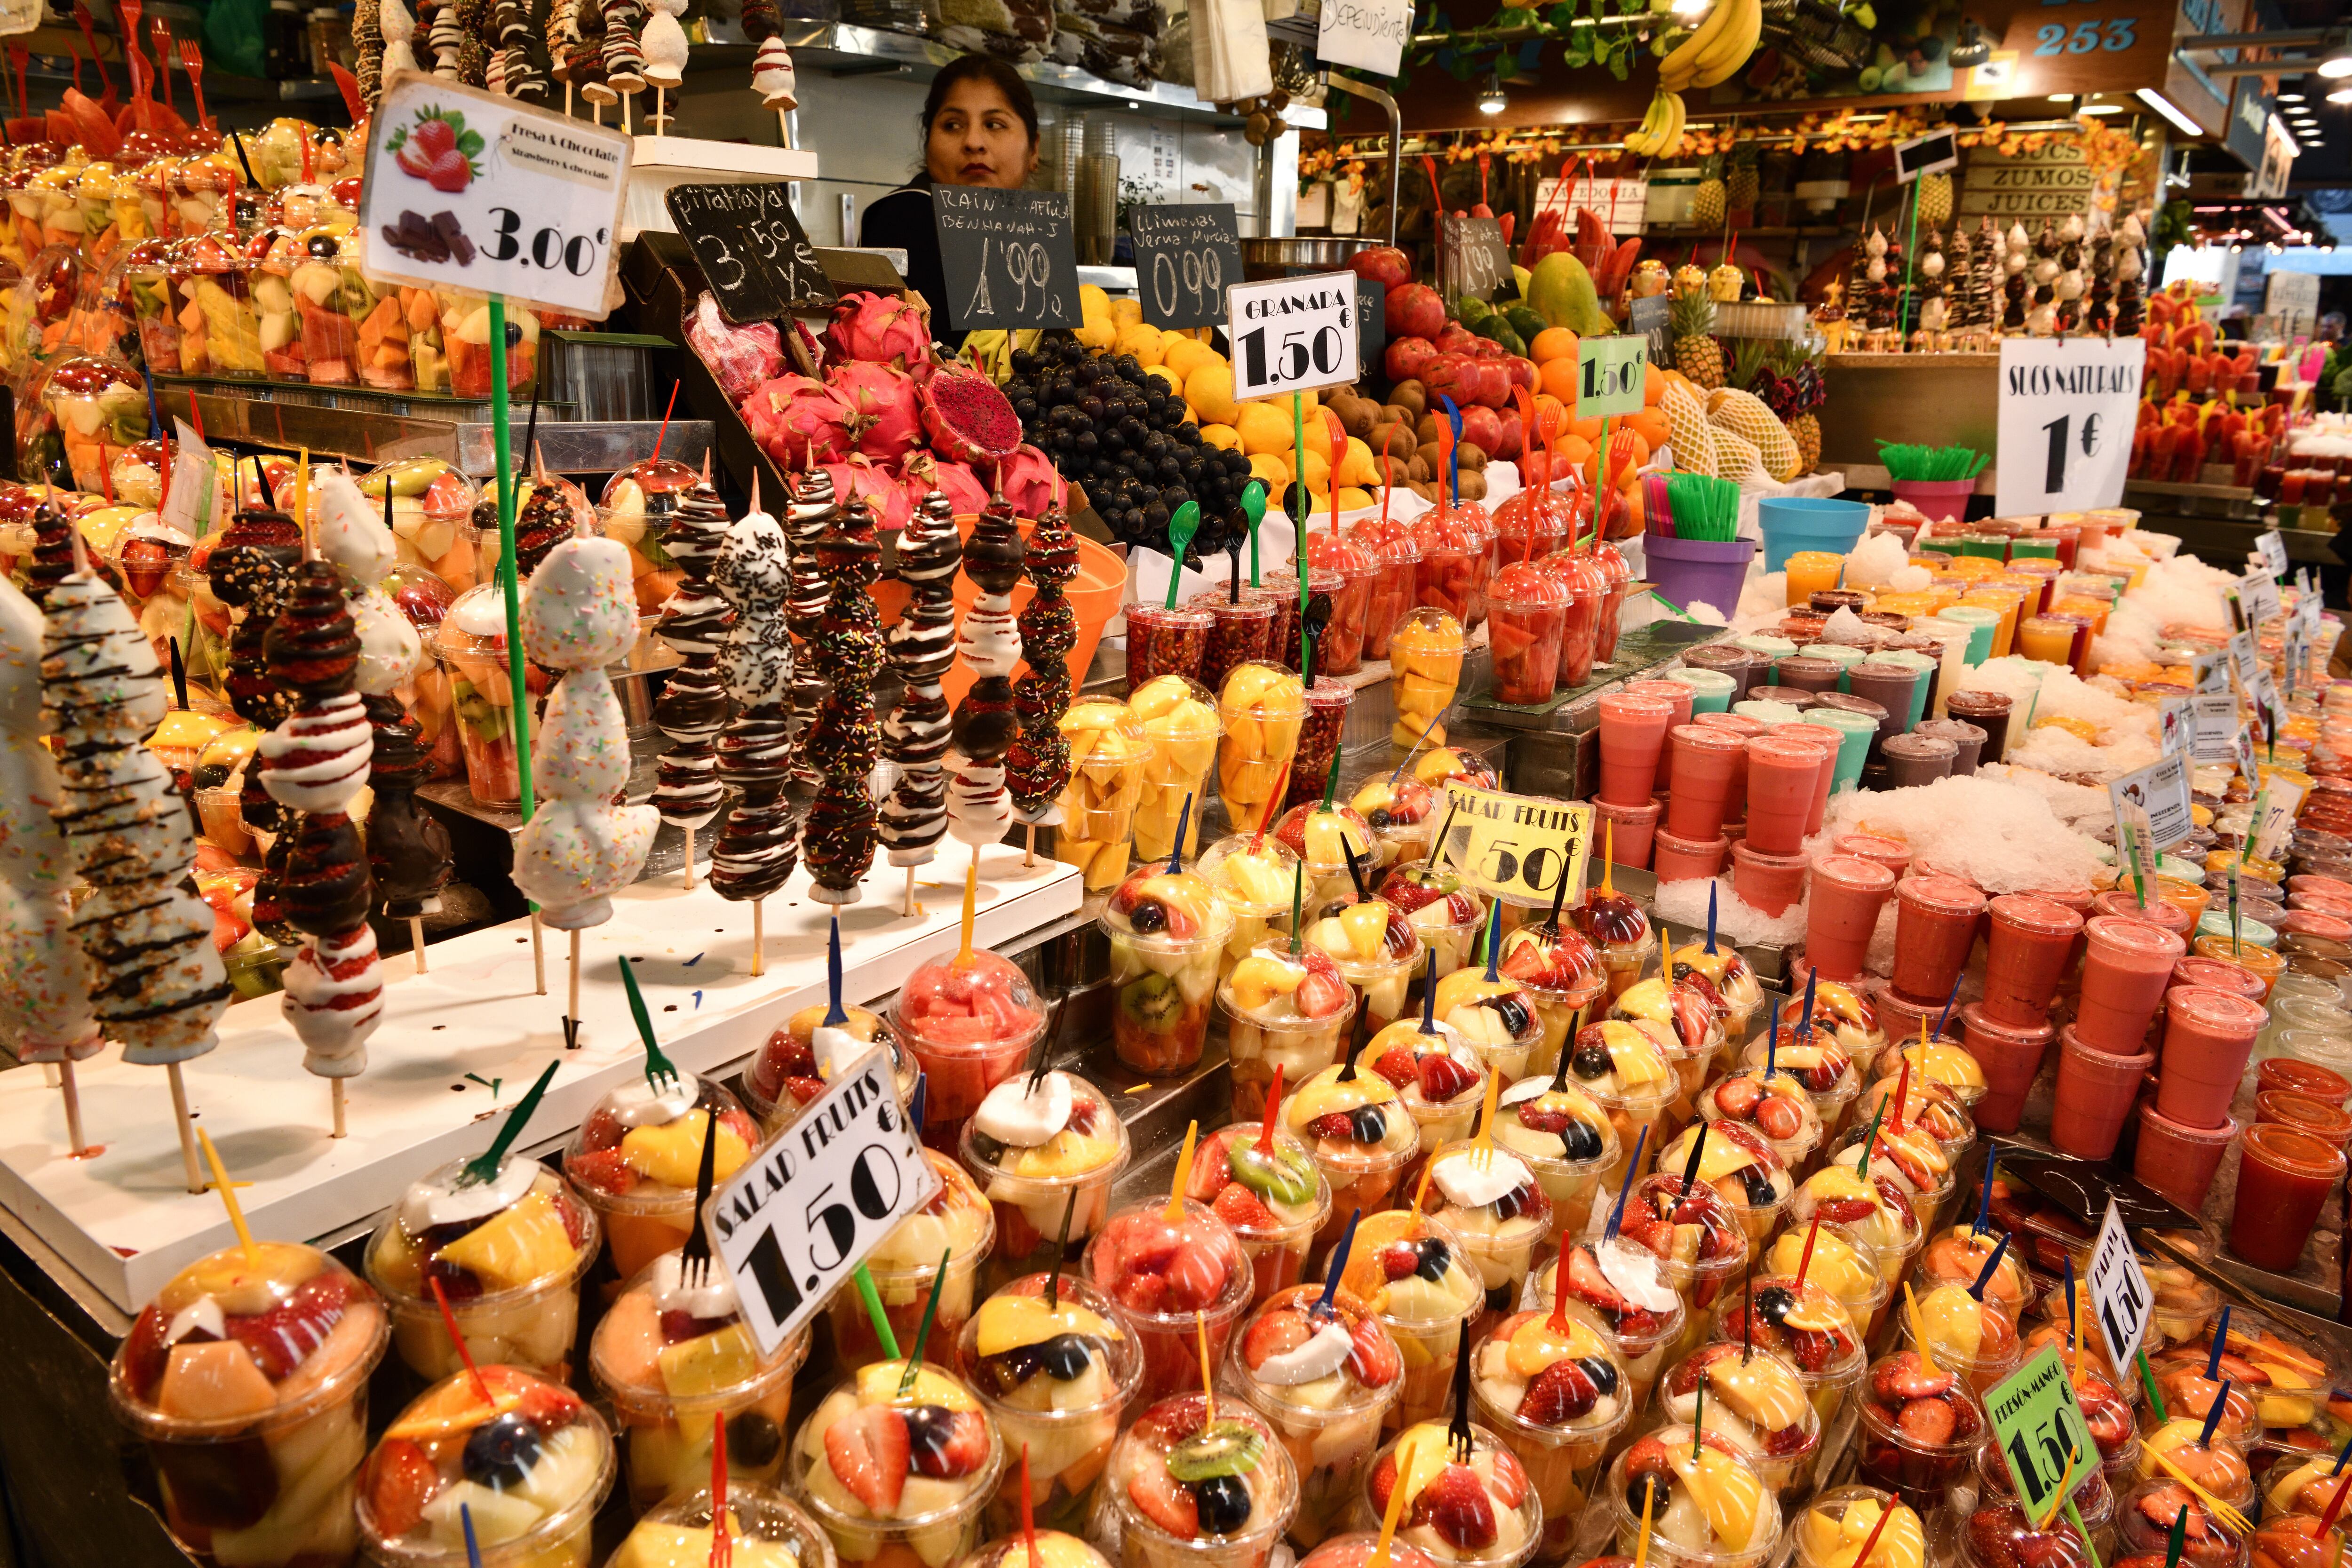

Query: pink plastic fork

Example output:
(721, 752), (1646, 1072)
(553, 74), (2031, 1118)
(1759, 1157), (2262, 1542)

(151, 19), (175, 109)
(177, 40), (208, 130)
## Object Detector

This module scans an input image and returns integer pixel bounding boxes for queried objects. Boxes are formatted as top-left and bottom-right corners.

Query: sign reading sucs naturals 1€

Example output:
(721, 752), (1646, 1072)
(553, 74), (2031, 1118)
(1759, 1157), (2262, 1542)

(358, 73), (631, 320)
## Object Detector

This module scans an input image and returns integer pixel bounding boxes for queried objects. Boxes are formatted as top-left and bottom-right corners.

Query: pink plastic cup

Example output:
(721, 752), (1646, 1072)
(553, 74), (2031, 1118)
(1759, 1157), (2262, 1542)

(1593, 796), (1664, 871)
(2050, 1025), (2153, 1160)
(2090, 890), (2191, 939)
(2073, 917), (2188, 1056)
(2133, 1104), (2238, 1212)
(2153, 985), (2269, 1130)
(1652, 829), (1729, 883)
(1744, 736), (1820, 855)
(1980, 895), (2084, 1027)
(1666, 725), (1746, 841)
(1625, 679), (1696, 794)
(1833, 834), (1913, 880)
(1958, 1002), (2056, 1135)
(1781, 724), (1846, 836)
(2278, 910), (2352, 943)
(2171, 956), (2268, 1006)
(1732, 841), (1810, 917)
(1598, 693), (1674, 808)
(1805, 854), (1897, 982)
(1891, 875), (1988, 1004)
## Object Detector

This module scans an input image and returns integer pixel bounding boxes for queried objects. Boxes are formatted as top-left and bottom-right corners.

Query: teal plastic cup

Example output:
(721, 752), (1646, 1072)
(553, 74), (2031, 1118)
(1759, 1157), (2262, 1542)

(1800, 643), (1867, 690)
(1665, 667), (1737, 714)
(1812, 708), (1880, 794)
(1737, 634), (1799, 676)
(1932, 607), (2001, 665)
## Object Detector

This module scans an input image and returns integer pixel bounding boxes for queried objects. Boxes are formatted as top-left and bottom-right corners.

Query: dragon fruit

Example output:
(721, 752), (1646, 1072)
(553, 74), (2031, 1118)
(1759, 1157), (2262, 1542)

(993, 444), (1064, 521)
(918, 361), (1021, 467)
(825, 291), (933, 375)
(897, 451), (990, 517)
(687, 291), (784, 402)
(828, 359), (923, 462)
(745, 374), (854, 467)
(823, 454), (912, 531)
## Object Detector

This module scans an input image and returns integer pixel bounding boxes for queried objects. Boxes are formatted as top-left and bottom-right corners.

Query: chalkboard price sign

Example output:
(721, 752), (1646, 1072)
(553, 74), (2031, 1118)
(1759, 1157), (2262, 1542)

(663, 181), (831, 323)
(1441, 215), (1512, 303)
(1128, 204), (1244, 330)
(935, 185), (1083, 332)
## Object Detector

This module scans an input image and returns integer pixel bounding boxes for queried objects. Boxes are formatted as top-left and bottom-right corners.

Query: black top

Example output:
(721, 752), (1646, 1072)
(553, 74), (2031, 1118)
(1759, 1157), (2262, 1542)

(859, 175), (967, 354)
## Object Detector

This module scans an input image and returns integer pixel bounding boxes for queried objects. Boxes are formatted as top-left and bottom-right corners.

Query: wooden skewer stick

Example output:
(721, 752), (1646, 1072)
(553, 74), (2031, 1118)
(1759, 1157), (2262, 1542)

(1024, 823), (1035, 868)
(59, 1059), (86, 1156)
(331, 1078), (346, 1139)
(167, 1061), (202, 1194)
(568, 929), (582, 1034)
(779, 110), (791, 149)
(410, 916), (428, 974)
(752, 899), (766, 977)
(903, 865), (918, 918)
(531, 909), (546, 994)
(682, 824), (696, 891)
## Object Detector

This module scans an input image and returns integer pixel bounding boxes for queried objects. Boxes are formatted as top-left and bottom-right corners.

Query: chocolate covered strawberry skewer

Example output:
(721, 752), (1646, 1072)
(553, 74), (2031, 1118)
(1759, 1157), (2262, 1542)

(1006, 499), (1076, 867)
(801, 493), (884, 905)
(650, 457), (732, 888)
(879, 489), (959, 915)
(945, 493), (1024, 870)
(710, 474), (798, 974)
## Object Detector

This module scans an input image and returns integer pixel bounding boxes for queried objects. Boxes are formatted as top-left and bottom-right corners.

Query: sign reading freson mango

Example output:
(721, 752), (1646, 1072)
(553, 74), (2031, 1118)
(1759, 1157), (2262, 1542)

(1439, 782), (1592, 907)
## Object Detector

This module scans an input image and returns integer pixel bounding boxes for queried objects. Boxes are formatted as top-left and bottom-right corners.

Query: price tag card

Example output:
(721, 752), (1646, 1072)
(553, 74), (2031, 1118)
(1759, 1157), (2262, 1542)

(2241, 570), (2282, 629)
(664, 182), (832, 324)
(1128, 204), (1244, 331)
(2253, 665), (2279, 720)
(2107, 754), (2191, 852)
(1986, 1347), (2102, 1526)
(2192, 651), (2228, 695)
(1629, 294), (1670, 364)
(1993, 337), (2144, 517)
(708, 1047), (940, 1354)
(2084, 1201), (2154, 1371)
(1355, 273), (1385, 379)
(2229, 629), (2260, 690)
(358, 73), (630, 318)
(2235, 724), (2261, 784)
(935, 185), (1082, 332)
(2157, 698), (2188, 761)
(1577, 336), (1649, 419)
(1228, 271), (1361, 400)
(1315, 0), (1411, 76)
(2189, 692), (2238, 763)
(1437, 782), (1592, 907)
(1440, 214), (1512, 302)
(2255, 775), (2306, 860)
(2257, 529), (2289, 578)
(2113, 796), (2158, 893)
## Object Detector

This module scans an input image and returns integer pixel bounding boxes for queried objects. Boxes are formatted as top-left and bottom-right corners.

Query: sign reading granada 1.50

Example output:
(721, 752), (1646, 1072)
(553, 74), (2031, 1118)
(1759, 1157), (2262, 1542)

(1226, 272), (1361, 400)
(358, 73), (631, 320)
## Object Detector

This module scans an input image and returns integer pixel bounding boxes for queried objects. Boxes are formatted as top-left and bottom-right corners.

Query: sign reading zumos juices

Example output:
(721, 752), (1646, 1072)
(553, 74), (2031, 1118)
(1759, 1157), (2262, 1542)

(1958, 142), (2095, 222)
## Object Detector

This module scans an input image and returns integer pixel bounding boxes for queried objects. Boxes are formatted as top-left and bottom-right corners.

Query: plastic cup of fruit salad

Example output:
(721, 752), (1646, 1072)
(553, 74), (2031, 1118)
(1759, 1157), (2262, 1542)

(1333, 1210), (1486, 1436)
(1360, 1018), (1489, 1184)
(1101, 1393), (1299, 1568)
(1361, 1417), (1545, 1568)
(1794, 1488), (1926, 1568)
(1607, 1424), (1782, 1568)
(1220, 1283), (1406, 1550)
(1377, 860), (1487, 982)
(893, 949), (1049, 1154)
(826, 1151), (997, 1373)
(954, 1274), (1143, 1539)
(1489, 1077), (1620, 1244)
(1296, 1531), (1442, 1568)
(605, 1481), (833, 1568)
(1496, 922), (1610, 1082)
(1275, 803), (1380, 926)
(1657, 1343), (1825, 1502)
(364, 1152), (599, 1384)
(110, 1240), (391, 1568)
(1827, 1117), (1957, 1237)
(1219, 936), (1358, 1126)
(1418, 1142), (1554, 1323)
(1709, 1276), (1867, 1426)
(356, 1365), (614, 1568)
(1182, 1125), (1333, 1312)
(1351, 775), (1440, 871)
(1530, 1240), (1688, 1412)
(1218, 661), (1308, 836)
(739, 1001), (920, 1138)
(1198, 832), (1307, 978)
(1696, 1071), (1823, 1178)
(1602, 1176), (1752, 1363)
(958, 1069), (1131, 1295)
(1469, 1302), (1634, 1562)
(1433, 969), (1545, 1084)
(788, 1360), (1006, 1568)
(562, 1075), (758, 1281)
(1760, 1223), (1889, 1353)
(1301, 897), (1425, 1035)
(1083, 1198), (1255, 1407)
(1613, 975), (1729, 1111)
(1389, 608), (1467, 748)
(588, 1250), (811, 1511)
(1563, 1019), (1679, 1195)
(1283, 1060), (1424, 1261)
(1101, 864), (1237, 1077)
(1657, 1122), (1793, 1250)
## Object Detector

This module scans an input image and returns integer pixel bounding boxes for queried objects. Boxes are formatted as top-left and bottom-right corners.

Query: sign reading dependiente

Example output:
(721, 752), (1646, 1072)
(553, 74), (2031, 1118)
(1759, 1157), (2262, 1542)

(934, 185), (1082, 332)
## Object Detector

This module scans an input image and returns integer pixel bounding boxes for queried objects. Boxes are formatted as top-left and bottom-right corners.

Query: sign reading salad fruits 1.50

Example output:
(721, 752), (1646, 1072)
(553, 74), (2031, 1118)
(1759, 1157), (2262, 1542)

(1438, 781), (1593, 907)
(358, 72), (631, 319)
(1227, 271), (1361, 400)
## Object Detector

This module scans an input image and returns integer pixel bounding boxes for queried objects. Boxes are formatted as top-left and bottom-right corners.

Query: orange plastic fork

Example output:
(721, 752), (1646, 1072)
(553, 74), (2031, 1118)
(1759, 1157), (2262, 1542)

(151, 19), (175, 108)
(177, 40), (208, 129)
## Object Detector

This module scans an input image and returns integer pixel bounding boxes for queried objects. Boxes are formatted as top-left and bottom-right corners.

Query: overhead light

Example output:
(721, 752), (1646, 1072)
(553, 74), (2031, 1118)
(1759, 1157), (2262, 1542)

(2279, 92), (2305, 103)
(2320, 54), (2352, 79)
(1478, 74), (1506, 114)
(2049, 93), (2074, 102)
(2331, 87), (2352, 103)
(2139, 88), (2205, 136)
(2080, 103), (2124, 114)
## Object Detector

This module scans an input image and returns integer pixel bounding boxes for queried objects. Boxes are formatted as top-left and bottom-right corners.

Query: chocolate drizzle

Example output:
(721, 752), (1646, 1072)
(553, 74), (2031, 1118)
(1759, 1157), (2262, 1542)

(802, 495), (884, 903)
(880, 492), (961, 868)
(651, 471), (734, 834)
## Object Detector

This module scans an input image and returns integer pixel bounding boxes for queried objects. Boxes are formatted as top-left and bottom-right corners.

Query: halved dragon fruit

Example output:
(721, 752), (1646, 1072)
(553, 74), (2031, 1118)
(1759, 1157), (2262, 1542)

(918, 361), (1021, 468)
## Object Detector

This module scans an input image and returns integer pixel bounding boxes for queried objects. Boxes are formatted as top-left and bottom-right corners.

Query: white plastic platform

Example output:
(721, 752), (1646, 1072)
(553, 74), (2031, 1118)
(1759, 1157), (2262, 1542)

(622, 137), (822, 241)
(0, 845), (1081, 1313)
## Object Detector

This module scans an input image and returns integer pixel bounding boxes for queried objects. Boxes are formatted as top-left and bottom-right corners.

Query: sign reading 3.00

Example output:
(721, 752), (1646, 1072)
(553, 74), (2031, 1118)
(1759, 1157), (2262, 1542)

(1227, 271), (1361, 400)
(708, 1046), (939, 1355)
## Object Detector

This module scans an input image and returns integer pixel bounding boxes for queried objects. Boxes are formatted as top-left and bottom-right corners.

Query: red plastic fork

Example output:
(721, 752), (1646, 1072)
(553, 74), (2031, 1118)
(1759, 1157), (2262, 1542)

(71, 4), (115, 109)
(177, 40), (208, 130)
(116, 0), (146, 100)
(151, 19), (175, 108)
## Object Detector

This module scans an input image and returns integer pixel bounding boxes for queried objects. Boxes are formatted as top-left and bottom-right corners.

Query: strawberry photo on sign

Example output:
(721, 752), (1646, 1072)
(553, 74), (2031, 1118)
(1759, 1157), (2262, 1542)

(388, 106), (485, 195)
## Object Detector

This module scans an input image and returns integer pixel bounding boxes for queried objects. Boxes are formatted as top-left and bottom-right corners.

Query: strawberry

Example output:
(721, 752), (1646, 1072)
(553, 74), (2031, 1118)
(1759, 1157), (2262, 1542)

(1488, 1446), (1530, 1509)
(566, 1148), (636, 1195)
(121, 1304), (171, 1401)
(1295, 953), (1352, 1018)
(1306, 1111), (1356, 1139)
(1372, 1049), (1420, 1090)
(784, 1076), (826, 1106)
(1893, 1394), (1959, 1446)
(551, 1190), (589, 1251)
(1241, 1308), (1313, 1369)
(1812, 1195), (1876, 1224)
(1564, 1247), (1629, 1313)
(395, 141), (432, 179)
(824, 1407), (910, 1512)
(1347, 1314), (1403, 1386)
(1517, 1359), (1599, 1425)
(1418, 1053), (1479, 1102)
(1871, 1353), (1955, 1404)
(1764, 1420), (1814, 1457)
(513, 1380), (584, 1431)
(1380, 1241), (1427, 1281)
(906, 1407), (989, 1479)
(1368, 1451), (1400, 1515)
(365, 1438), (439, 1538)
(409, 116), (457, 158)
(1411, 1464), (1498, 1551)
(224, 1267), (351, 1381)
(1212, 1182), (1276, 1231)
(1128, 1466), (1199, 1539)
(426, 149), (473, 193)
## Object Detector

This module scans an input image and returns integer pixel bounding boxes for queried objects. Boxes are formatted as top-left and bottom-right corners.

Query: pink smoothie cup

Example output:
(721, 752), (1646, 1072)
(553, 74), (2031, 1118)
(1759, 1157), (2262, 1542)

(1593, 796), (1664, 871)
(1626, 679), (1696, 794)
(2152, 985), (2269, 1130)
(1598, 692), (1675, 808)
(2278, 910), (2352, 943)
(1744, 736), (1820, 854)
(1667, 724), (1746, 841)
(1652, 828), (1729, 883)
(1781, 724), (1846, 836)
(1982, 895), (2084, 1027)
(2133, 1104), (2238, 1212)
(1732, 842), (1809, 916)
(2172, 955), (2269, 1007)
(1832, 834), (1912, 880)
(1891, 875), (1988, 1004)
(2073, 917), (2188, 1056)
(2257, 1057), (2352, 1106)
(2050, 1025), (2153, 1160)
(1805, 854), (1897, 983)
(1958, 1003), (2056, 1135)
(2090, 890), (2191, 939)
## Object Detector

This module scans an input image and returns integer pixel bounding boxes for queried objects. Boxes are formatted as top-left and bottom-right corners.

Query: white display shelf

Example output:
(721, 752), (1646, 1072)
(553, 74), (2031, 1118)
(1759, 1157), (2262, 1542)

(0, 845), (1081, 1313)
(622, 138), (825, 242)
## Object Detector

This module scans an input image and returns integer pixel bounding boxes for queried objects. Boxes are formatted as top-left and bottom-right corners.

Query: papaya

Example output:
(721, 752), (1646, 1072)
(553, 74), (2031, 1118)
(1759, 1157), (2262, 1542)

(1529, 252), (1613, 337)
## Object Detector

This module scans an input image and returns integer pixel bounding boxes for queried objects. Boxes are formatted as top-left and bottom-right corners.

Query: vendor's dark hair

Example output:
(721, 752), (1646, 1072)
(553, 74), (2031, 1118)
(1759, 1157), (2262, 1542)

(921, 56), (1040, 150)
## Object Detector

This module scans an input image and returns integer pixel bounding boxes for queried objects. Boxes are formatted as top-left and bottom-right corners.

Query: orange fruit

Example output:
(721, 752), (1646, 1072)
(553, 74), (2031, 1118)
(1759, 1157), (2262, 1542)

(1624, 408), (1670, 451)
(1571, 416), (1605, 443)
(1559, 435), (1594, 467)
(1538, 356), (1580, 404)
(1643, 363), (1668, 406)
(1531, 327), (1579, 365)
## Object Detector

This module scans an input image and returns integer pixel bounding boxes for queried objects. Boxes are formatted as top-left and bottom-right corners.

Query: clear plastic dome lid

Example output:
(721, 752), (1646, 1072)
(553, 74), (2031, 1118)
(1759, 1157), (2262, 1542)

(366, 1155), (596, 1306)
(357, 1365), (615, 1560)
(1497, 920), (1605, 1002)
(1196, 831), (1305, 918)
(1272, 802), (1375, 874)
(1102, 864), (1238, 948)
(563, 1074), (758, 1206)
(893, 948), (1047, 1054)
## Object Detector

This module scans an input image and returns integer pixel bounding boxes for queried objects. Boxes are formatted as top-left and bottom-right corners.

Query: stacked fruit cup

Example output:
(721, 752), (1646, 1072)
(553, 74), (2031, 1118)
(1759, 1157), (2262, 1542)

(1304, 533), (1377, 676)
(891, 948), (1051, 1152)
(1390, 608), (1467, 748)
(1335, 1209), (1487, 1433)
(1218, 661), (1309, 842)
(953, 1273), (1143, 1538)
(823, 1154), (997, 1370)
(1467, 1304), (1634, 1564)
(1102, 863), (1237, 1076)
(1605, 1425), (1783, 1568)
(1222, 1283), (1406, 1550)
(1084, 1198), (1256, 1404)
(1283, 679), (1358, 812)
(787, 1358), (1005, 1568)
(1125, 676), (1221, 865)
(1348, 511), (1420, 661)
(1186, 1123), (1333, 1309)
(1051, 697), (1150, 892)
(957, 1072), (1131, 1291)
(171, 231), (264, 376)
(1196, 595), (1277, 704)
(1220, 935), (1359, 1125)
(1487, 560), (1570, 705)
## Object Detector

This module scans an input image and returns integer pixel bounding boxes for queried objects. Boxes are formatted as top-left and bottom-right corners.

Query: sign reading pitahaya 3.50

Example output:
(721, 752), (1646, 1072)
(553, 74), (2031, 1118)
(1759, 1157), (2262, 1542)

(358, 73), (631, 320)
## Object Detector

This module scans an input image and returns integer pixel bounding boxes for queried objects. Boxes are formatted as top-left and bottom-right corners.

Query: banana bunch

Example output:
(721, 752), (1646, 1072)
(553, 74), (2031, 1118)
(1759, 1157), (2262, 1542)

(1625, 90), (1686, 157)
(1658, 0), (1762, 91)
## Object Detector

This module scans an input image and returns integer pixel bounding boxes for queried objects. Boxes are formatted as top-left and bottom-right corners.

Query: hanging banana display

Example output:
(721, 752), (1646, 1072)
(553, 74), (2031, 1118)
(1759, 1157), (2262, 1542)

(1624, 90), (1686, 158)
(1657, 0), (1763, 92)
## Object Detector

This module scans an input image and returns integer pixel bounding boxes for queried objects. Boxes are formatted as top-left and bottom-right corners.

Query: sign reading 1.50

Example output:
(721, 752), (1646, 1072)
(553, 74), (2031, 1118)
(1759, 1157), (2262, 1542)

(1227, 271), (1361, 399)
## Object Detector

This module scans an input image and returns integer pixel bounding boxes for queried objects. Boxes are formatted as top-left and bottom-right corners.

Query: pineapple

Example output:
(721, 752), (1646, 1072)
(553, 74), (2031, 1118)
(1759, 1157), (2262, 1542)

(1917, 170), (1952, 229)
(1726, 151), (1759, 214)
(1692, 155), (1727, 230)
(1670, 286), (1724, 390)
(1788, 411), (1821, 474)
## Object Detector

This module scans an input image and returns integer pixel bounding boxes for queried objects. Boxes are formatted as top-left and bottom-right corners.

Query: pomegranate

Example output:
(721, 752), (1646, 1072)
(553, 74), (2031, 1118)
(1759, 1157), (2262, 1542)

(1385, 283), (1446, 340)
(1350, 246), (1414, 293)
(1493, 409), (1524, 461)
(1422, 354), (1481, 412)
(1505, 357), (1538, 393)
(1460, 404), (1503, 454)
(1435, 322), (1479, 355)
(1386, 336), (1438, 383)
(1474, 359), (1512, 408)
